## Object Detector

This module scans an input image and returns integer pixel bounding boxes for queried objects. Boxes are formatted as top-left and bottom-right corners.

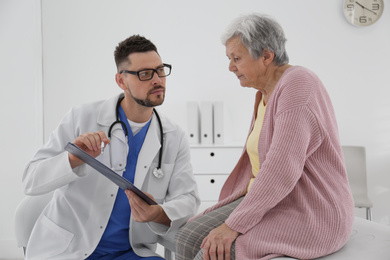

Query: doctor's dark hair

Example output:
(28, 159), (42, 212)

(114, 35), (158, 71)
(221, 13), (289, 66)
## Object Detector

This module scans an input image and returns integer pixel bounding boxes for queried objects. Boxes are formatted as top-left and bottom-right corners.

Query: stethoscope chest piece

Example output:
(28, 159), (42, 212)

(153, 168), (164, 179)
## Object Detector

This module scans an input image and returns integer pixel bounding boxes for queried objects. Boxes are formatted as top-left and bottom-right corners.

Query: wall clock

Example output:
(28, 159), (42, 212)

(344, 0), (384, 26)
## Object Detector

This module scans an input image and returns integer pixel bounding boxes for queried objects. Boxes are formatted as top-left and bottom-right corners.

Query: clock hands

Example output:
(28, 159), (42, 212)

(355, 1), (378, 15)
(344, 0), (383, 26)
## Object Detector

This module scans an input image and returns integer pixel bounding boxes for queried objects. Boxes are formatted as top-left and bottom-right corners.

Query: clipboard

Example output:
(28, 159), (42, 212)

(64, 142), (157, 205)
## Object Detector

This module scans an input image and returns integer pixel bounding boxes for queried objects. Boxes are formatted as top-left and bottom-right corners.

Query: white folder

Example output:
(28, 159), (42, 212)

(200, 102), (213, 145)
(186, 101), (200, 144)
(213, 101), (224, 144)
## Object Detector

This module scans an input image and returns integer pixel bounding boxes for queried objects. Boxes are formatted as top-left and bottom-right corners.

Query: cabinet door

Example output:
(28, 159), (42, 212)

(195, 174), (229, 201)
(191, 147), (242, 174)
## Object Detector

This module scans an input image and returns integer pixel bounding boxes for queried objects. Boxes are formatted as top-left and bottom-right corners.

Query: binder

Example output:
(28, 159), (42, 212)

(213, 101), (224, 144)
(186, 102), (200, 144)
(200, 102), (213, 145)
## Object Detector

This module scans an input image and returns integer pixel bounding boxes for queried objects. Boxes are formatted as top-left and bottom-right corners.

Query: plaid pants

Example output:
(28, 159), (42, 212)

(175, 197), (244, 260)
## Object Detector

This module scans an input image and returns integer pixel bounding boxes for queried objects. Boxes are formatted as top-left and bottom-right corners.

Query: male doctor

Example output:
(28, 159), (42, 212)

(23, 35), (200, 260)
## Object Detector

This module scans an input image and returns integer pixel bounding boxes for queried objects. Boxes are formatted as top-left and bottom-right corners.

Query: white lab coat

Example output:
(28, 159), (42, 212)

(23, 94), (200, 260)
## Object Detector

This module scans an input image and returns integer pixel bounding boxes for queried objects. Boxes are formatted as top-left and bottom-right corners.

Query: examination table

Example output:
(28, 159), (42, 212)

(15, 193), (390, 259)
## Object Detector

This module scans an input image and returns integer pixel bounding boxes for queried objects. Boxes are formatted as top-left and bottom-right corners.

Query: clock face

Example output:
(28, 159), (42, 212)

(344, 0), (384, 26)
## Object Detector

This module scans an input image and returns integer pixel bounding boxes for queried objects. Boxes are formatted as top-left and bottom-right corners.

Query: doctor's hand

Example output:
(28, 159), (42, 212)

(200, 223), (240, 260)
(125, 190), (171, 226)
(68, 131), (110, 169)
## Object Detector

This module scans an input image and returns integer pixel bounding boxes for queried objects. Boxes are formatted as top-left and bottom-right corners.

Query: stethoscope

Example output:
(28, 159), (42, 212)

(107, 96), (164, 179)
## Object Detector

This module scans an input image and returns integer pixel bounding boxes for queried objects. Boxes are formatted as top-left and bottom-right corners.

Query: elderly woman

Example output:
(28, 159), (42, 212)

(175, 14), (354, 260)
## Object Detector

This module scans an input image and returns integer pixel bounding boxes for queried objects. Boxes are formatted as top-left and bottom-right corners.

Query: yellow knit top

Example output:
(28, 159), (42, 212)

(246, 97), (266, 192)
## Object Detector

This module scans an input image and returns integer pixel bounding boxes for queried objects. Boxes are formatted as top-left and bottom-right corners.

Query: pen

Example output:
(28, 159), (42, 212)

(101, 141), (105, 154)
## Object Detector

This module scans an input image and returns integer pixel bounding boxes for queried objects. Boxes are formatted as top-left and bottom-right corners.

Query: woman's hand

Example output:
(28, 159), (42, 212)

(201, 223), (240, 260)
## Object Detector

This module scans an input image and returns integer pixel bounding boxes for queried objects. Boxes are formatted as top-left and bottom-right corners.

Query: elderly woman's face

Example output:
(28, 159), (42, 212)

(225, 37), (264, 89)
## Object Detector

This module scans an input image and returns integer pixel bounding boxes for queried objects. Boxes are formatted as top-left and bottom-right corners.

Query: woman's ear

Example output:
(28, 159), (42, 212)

(262, 49), (275, 66)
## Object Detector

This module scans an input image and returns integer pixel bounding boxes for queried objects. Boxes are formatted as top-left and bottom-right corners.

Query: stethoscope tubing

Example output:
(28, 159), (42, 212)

(108, 96), (164, 177)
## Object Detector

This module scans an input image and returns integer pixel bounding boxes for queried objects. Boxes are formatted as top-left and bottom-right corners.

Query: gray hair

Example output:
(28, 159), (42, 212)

(221, 13), (289, 65)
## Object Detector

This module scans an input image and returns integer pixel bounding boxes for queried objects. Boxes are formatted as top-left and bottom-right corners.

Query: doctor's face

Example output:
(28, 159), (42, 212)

(118, 51), (166, 107)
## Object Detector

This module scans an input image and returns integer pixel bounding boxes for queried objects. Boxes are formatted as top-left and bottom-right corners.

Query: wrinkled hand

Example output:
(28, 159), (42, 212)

(68, 131), (110, 168)
(125, 190), (171, 226)
(201, 223), (240, 260)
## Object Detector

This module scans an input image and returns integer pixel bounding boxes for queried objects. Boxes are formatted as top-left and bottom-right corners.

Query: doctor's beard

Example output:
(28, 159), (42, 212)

(131, 86), (165, 107)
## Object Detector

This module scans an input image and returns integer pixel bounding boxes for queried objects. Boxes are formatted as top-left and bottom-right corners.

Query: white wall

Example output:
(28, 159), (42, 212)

(0, 0), (42, 258)
(1, 0), (390, 258)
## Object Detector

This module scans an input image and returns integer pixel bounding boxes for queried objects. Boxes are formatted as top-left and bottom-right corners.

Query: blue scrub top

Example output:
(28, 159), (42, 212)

(87, 105), (152, 259)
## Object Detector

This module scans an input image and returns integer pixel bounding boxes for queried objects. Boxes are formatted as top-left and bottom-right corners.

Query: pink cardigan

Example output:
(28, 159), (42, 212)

(193, 66), (354, 259)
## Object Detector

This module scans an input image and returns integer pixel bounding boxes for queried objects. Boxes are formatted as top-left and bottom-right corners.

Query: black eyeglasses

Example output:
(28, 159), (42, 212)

(120, 63), (172, 81)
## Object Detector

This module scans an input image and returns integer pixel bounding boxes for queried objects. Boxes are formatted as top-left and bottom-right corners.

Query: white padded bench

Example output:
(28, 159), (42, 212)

(15, 194), (390, 260)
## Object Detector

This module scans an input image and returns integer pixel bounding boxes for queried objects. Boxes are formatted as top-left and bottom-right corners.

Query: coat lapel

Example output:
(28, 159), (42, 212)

(96, 93), (128, 144)
(134, 112), (161, 188)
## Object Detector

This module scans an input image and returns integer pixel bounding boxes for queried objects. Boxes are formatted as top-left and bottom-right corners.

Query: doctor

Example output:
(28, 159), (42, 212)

(23, 35), (200, 260)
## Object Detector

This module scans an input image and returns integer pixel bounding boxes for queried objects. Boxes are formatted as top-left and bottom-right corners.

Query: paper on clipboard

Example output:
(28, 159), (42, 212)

(64, 142), (157, 205)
